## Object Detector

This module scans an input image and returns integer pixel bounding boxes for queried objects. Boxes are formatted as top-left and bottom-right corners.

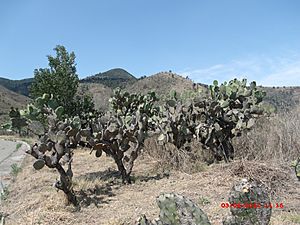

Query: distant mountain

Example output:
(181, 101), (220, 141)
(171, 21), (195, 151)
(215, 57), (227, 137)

(0, 77), (34, 96)
(0, 68), (137, 96)
(1, 69), (299, 115)
(81, 68), (137, 88)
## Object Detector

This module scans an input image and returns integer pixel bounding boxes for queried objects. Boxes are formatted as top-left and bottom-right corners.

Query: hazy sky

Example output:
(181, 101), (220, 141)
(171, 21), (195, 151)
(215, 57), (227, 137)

(1, 0), (300, 86)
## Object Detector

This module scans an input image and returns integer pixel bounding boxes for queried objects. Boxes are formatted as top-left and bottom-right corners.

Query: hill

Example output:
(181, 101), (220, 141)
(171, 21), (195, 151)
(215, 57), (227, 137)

(78, 83), (113, 111)
(1, 70), (299, 114)
(261, 86), (300, 112)
(125, 71), (208, 99)
(0, 68), (136, 96)
(0, 77), (34, 97)
(46, 71), (300, 114)
(81, 68), (137, 89)
(0, 85), (31, 124)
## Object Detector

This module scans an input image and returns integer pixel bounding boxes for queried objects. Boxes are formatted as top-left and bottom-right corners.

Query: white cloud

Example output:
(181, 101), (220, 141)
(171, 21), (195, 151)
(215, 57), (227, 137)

(180, 54), (300, 87)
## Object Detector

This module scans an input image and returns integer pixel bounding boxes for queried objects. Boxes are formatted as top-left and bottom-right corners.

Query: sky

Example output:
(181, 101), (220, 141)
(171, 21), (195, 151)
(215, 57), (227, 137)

(0, 0), (300, 86)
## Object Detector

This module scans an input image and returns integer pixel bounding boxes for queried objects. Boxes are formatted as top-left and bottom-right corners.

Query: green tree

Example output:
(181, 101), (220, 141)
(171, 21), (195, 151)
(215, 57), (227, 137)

(30, 45), (79, 114)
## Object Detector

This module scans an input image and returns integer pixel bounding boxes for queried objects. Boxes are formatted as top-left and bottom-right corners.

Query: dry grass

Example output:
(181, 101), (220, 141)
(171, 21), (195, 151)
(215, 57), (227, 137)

(144, 137), (211, 174)
(233, 105), (300, 163)
(1, 148), (299, 225)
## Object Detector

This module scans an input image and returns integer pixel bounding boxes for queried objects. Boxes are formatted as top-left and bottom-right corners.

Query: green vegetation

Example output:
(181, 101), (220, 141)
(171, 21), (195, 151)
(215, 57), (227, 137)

(16, 143), (22, 150)
(0, 185), (9, 201)
(4, 78), (265, 207)
(3, 107), (28, 135)
(30, 45), (79, 115)
(198, 196), (211, 206)
(158, 79), (265, 162)
(10, 163), (22, 177)
(138, 193), (211, 225)
(263, 87), (300, 112)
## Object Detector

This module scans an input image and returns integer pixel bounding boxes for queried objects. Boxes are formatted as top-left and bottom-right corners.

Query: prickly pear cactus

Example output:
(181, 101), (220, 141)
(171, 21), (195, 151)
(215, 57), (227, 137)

(137, 193), (211, 225)
(25, 103), (78, 205)
(159, 78), (266, 162)
(59, 89), (160, 184)
(223, 179), (272, 225)
(2, 94), (73, 139)
(157, 193), (211, 225)
(20, 90), (160, 186)
(109, 88), (159, 118)
(6, 107), (28, 134)
(90, 90), (159, 183)
(136, 215), (163, 225)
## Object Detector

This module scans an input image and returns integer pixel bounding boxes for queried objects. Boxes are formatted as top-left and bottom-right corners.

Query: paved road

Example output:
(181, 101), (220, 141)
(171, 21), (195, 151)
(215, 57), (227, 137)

(0, 140), (28, 195)
(0, 140), (19, 163)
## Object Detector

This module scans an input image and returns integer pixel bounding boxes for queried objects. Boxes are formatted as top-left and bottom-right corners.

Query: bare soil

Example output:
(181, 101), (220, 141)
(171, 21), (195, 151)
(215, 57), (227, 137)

(1, 148), (299, 225)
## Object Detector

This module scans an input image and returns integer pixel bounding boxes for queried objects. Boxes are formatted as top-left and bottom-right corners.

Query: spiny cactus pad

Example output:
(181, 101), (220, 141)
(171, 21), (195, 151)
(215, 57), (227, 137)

(223, 179), (272, 225)
(159, 78), (266, 162)
(137, 193), (211, 225)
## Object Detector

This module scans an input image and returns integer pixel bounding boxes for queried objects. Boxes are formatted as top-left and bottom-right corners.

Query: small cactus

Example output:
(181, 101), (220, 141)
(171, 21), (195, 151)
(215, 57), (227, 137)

(223, 179), (272, 225)
(157, 193), (211, 225)
(137, 193), (211, 225)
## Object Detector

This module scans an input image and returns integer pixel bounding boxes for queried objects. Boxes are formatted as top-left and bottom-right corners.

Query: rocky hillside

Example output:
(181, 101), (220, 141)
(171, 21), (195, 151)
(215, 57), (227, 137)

(0, 85), (31, 124)
(125, 72), (208, 97)
(78, 83), (113, 111)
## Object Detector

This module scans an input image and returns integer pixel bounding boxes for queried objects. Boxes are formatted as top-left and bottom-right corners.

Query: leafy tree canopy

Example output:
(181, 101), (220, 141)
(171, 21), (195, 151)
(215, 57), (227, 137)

(30, 45), (79, 114)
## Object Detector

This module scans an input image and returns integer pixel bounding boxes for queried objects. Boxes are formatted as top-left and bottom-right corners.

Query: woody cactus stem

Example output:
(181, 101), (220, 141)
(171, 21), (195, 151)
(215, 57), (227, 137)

(55, 161), (77, 205)
(113, 153), (132, 184)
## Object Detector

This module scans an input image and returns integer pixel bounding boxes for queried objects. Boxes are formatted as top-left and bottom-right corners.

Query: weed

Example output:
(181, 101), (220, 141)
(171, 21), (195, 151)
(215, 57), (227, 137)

(283, 214), (300, 223)
(0, 186), (9, 201)
(16, 143), (22, 151)
(198, 196), (211, 206)
(0, 212), (5, 225)
(10, 163), (22, 177)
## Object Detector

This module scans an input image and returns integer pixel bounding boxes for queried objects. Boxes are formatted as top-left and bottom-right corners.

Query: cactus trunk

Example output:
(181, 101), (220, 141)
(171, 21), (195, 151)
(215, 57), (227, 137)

(114, 157), (132, 184)
(55, 163), (78, 206)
